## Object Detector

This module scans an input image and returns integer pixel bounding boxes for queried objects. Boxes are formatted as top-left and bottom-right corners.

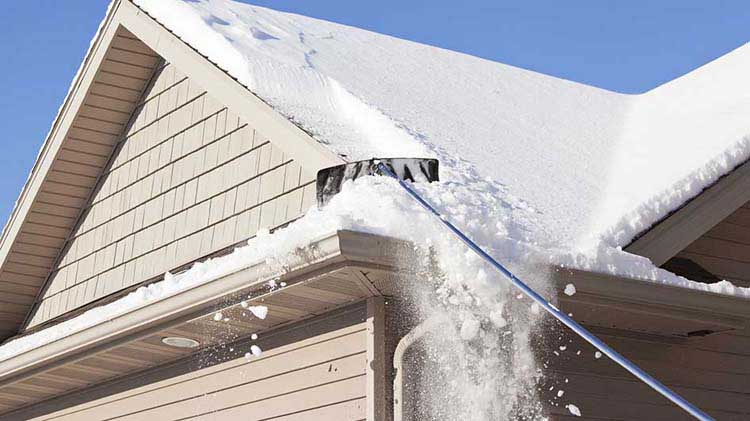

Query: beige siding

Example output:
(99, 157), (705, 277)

(8, 309), (367, 421)
(542, 326), (750, 420)
(28, 62), (316, 327)
(671, 202), (750, 288)
(387, 299), (750, 420)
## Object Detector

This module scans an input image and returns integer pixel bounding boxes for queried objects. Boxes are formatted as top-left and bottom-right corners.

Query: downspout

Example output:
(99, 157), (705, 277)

(393, 315), (443, 421)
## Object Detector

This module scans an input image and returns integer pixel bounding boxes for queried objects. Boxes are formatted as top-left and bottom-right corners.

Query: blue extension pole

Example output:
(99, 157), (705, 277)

(377, 163), (713, 421)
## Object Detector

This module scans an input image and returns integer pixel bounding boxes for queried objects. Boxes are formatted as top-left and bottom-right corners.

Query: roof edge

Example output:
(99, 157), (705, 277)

(121, 0), (345, 174)
(0, 0), (123, 287)
(624, 157), (750, 266)
(0, 229), (387, 389)
(3, 226), (749, 389)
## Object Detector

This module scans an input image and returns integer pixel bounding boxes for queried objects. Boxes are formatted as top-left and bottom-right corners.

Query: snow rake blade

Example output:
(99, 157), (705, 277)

(316, 158), (439, 207)
(315, 158), (714, 421)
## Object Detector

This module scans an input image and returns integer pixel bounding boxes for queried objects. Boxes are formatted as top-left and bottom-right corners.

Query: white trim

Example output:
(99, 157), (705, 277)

(0, 1), (123, 292)
(625, 159), (750, 266)
(366, 296), (386, 421)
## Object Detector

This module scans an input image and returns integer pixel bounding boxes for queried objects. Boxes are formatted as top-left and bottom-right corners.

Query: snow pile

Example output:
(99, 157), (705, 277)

(554, 236), (750, 298)
(134, 0), (750, 254)
(246, 169), (553, 418)
(128, 0), (750, 303)
(0, 165), (553, 417)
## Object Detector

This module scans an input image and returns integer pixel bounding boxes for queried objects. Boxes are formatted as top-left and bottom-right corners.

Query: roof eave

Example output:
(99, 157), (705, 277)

(625, 157), (750, 266)
(0, 230), (411, 413)
(554, 266), (750, 337)
(0, 0), (346, 338)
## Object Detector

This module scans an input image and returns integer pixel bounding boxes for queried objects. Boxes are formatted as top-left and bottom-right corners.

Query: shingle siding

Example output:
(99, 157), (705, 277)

(27, 63), (316, 327)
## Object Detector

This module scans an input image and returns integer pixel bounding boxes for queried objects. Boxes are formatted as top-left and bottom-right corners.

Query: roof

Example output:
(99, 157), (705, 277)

(0, 0), (343, 340)
(0, 1), (749, 412)
(0, 229), (413, 415)
(1, 0), (750, 345)
(134, 0), (750, 250)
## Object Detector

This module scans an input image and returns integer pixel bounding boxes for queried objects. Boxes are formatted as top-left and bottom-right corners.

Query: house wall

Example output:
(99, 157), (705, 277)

(672, 202), (750, 288)
(8, 305), (367, 421)
(27, 61), (317, 328)
(543, 325), (750, 420)
(386, 302), (750, 420)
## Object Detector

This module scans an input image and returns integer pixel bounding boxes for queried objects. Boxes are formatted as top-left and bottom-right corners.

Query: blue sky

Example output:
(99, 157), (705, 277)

(1, 0), (748, 223)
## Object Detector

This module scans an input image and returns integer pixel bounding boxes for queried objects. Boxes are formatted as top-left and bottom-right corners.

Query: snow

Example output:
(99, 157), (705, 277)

(0, 171), (553, 417)
(564, 284), (577, 296)
(566, 404), (582, 417)
(243, 344), (262, 360)
(248, 305), (268, 320)
(128, 0), (750, 298)
(134, 0), (750, 255)
(2, 0), (750, 419)
(459, 316), (481, 341)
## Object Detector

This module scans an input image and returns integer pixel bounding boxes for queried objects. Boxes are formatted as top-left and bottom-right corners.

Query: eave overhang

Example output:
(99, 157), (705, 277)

(0, 229), (748, 415)
(0, 0), (344, 339)
(555, 268), (750, 337)
(0, 230), (413, 415)
(625, 158), (750, 267)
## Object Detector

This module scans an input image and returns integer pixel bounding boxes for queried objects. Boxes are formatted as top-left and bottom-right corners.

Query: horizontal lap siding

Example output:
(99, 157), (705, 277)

(24, 322), (367, 421)
(672, 204), (750, 287)
(387, 297), (750, 420)
(543, 326), (750, 420)
(28, 63), (316, 327)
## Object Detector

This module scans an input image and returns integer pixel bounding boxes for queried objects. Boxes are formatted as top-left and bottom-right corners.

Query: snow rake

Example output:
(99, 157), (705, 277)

(316, 158), (713, 421)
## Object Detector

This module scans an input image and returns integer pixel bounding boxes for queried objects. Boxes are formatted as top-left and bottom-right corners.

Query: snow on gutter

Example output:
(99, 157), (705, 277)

(128, 0), (750, 301)
(554, 268), (750, 332)
(0, 229), (400, 386)
(0, 220), (746, 387)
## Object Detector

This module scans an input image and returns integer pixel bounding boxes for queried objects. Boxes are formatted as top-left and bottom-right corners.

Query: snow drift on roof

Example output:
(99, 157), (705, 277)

(134, 0), (750, 252)
(3, 3), (750, 410)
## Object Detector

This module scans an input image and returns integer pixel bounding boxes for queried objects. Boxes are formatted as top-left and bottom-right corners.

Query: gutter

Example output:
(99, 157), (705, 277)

(0, 230), (406, 389)
(554, 267), (750, 333)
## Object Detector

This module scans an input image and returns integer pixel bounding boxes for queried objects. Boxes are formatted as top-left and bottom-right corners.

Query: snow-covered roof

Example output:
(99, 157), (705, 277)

(1, 2), (750, 407)
(135, 0), (750, 252)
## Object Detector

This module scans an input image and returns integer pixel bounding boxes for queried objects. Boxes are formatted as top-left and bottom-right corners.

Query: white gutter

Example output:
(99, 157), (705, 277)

(0, 230), (363, 387)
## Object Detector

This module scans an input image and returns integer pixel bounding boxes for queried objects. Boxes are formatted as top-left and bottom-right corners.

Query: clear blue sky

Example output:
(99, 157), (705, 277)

(1, 1), (748, 223)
